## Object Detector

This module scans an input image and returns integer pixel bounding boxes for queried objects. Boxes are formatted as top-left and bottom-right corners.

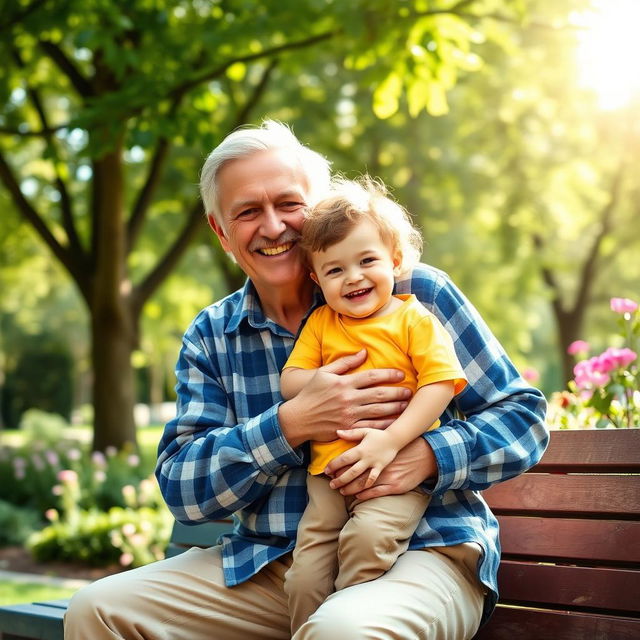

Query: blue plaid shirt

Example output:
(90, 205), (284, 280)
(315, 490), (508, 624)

(156, 263), (548, 625)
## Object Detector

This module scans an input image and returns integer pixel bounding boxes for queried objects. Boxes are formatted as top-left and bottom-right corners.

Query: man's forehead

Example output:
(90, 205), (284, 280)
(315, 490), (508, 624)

(218, 151), (310, 209)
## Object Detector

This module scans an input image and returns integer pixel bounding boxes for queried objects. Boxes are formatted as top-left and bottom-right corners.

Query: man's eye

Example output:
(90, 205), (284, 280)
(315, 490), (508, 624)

(281, 201), (303, 210)
(237, 208), (258, 219)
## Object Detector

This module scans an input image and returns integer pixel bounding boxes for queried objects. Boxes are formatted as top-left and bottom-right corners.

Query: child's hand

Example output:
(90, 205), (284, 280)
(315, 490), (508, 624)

(328, 428), (398, 489)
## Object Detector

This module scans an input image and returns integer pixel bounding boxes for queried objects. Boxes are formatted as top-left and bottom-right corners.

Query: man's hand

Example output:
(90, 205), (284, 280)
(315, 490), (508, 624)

(325, 436), (437, 500)
(279, 349), (411, 449)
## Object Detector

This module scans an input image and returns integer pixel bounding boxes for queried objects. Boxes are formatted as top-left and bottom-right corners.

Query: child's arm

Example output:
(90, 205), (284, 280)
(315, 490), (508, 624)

(280, 366), (318, 400)
(330, 380), (455, 488)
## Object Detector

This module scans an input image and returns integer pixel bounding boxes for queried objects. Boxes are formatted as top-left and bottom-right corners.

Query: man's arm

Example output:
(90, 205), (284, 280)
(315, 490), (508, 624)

(156, 328), (410, 522)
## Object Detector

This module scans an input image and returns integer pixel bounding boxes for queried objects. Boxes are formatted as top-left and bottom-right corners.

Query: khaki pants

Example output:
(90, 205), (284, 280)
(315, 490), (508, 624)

(65, 537), (484, 640)
(285, 474), (432, 633)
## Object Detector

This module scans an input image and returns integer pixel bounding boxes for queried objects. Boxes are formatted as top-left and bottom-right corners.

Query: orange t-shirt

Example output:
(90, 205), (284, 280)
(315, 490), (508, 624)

(284, 294), (467, 474)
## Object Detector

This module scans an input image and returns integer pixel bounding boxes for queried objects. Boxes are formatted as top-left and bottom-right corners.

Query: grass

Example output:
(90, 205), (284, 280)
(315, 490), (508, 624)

(0, 580), (78, 605)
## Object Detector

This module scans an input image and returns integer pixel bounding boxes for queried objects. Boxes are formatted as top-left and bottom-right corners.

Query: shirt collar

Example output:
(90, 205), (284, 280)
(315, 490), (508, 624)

(224, 279), (325, 337)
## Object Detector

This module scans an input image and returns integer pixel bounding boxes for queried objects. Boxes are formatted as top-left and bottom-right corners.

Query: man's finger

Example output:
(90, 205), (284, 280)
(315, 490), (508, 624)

(320, 349), (367, 375)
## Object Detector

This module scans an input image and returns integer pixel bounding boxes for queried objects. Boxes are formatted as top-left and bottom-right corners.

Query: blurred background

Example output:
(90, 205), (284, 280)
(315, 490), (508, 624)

(0, 0), (639, 596)
(1, 0), (639, 452)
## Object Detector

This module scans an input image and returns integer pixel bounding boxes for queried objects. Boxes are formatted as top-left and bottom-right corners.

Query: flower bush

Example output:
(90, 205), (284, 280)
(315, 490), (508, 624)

(28, 469), (173, 568)
(0, 421), (173, 568)
(548, 297), (639, 429)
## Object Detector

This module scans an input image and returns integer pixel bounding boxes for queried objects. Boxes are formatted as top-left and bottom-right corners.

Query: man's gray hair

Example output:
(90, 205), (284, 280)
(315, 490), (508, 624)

(200, 120), (331, 226)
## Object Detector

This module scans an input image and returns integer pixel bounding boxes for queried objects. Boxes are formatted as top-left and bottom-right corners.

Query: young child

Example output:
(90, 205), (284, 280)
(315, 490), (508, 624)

(280, 177), (468, 633)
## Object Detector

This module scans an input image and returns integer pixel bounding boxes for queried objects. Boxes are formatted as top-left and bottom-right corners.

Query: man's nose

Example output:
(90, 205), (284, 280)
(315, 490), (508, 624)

(260, 206), (286, 237)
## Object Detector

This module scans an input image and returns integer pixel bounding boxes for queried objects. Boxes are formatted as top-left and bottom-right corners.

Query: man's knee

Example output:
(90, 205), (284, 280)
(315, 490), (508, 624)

(65, 579), (111, 632)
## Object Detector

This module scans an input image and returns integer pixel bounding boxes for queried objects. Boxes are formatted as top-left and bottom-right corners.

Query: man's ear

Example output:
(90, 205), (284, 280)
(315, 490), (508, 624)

(207, 214), (231, 253)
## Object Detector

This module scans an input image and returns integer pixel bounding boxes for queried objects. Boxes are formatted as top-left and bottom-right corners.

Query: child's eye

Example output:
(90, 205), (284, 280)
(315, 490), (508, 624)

(326, 267), (342, 276)
(361, 257), (377, 265)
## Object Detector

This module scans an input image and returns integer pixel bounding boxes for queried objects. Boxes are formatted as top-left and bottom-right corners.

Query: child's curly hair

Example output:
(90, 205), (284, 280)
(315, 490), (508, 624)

(300, 176), (423, 277)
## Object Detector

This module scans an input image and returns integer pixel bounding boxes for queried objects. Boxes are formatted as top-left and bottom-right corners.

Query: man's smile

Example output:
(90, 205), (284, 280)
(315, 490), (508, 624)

(256, 242), (294, 256)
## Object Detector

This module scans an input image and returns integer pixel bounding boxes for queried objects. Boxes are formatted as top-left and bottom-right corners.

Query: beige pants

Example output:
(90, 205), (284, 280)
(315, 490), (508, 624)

(285, 473), (432, 633)
(65, 537), (484, 640)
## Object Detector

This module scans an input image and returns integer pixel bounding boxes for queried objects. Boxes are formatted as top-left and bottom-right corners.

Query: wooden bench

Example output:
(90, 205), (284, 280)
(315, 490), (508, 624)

(1, 429), (638, 639)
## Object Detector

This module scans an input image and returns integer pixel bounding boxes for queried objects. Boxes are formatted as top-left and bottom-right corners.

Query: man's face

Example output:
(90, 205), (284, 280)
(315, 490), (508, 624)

(210, 149), (311, 294)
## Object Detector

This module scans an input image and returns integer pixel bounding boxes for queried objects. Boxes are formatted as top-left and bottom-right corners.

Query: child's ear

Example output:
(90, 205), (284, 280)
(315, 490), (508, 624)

(309, 271), (320, 285)
(392, 251), (403, 277)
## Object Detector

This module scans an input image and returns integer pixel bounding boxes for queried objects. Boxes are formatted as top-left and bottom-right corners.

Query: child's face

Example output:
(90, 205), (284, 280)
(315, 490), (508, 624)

(310, 219), (401, 319)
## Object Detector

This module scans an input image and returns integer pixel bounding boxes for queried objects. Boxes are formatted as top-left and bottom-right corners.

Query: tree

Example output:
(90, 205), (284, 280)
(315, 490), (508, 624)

(1, 0), (522, 450)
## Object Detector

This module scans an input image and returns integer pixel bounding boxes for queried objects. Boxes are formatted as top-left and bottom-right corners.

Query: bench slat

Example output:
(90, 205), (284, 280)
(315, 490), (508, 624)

(169, 520), (233, 547)
(497, 515), (640, 564)
(531, 429), (640, 473)
(497, 560), (640, 614)
(473, 605), (640, 640)
(484, 474), (640, 517)
(0, 601), (65, 640)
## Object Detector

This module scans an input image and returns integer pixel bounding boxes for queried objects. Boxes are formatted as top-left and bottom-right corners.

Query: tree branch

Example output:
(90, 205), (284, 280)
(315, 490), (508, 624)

(126, 137), (171, 252)
(0, 150), (90, 300)
(229, 59), (279, 131)
(532, 233), (565, 317)
(38, 40), (94, 97)
(0, 124), (69, 137)
(132, 200), (207, 314)
(0, 0), (50, 31)
(12, 45), (86, 261)
(572, 162), (624, 316)
(170, 29), (337, 100)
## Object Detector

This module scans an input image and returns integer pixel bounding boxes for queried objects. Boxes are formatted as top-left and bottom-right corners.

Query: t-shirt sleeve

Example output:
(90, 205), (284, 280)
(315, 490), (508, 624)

(283, 310), (324, 370)
(409, 313), (467, 395)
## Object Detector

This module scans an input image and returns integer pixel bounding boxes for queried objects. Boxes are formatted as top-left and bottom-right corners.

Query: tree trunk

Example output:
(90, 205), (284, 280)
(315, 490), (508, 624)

(555, 309), (584, 386)
(91, 305), (137, 451)
(89, 136), (138, 451)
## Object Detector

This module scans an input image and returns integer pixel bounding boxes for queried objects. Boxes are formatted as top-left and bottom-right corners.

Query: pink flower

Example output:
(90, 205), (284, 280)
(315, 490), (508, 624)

(522, 367), (540, 383)
(573, 358), (610, 389)
(610, 297), (638, 314)
(592, 351), (617, 374)
(119, 553), (134, 567)
(567, 340), (589, 355)
(45, 508), (59, 522)
(91, 451), (107, 469)
(127, 454), (140, 468)
(44, 450), (60, 467)
(57, 469), (79, 485)
(609, 347), (637, 369)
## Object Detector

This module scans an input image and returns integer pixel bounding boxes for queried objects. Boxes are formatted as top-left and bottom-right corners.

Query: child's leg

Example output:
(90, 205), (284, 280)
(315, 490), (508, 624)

(284, 473), (349, 635)
(335, 489), (430, 591)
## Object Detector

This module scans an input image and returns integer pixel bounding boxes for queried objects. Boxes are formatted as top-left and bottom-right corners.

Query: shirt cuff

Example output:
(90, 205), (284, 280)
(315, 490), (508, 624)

(244, 403), (304, 475)
(423, 425), (471, 495)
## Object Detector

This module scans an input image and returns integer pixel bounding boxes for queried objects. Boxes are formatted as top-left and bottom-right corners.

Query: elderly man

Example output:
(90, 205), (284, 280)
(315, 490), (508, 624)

(65, 121), (548, 639)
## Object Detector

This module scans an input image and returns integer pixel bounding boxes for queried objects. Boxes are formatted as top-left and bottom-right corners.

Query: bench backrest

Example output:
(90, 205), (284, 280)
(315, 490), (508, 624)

(167, 429), (640, 639)
(474, 428), (640, 639)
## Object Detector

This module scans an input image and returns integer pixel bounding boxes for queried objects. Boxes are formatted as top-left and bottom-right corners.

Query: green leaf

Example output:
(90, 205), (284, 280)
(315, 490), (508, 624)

(373, 72), (402, 119)
(426, 81), (449, 116)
